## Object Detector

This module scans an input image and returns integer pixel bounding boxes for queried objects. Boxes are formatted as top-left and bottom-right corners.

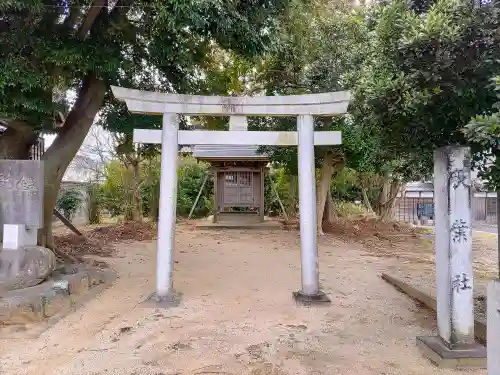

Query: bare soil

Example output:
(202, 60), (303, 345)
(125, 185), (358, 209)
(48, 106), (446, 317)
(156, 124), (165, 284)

(380, 228), (498, 321)
(0, 222), (488, 375)
(322, 216), (497, 321)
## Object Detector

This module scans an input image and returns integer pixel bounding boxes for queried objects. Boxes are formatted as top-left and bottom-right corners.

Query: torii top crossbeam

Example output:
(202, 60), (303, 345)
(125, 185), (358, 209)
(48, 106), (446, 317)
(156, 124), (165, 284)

(110, 86), (350, 116)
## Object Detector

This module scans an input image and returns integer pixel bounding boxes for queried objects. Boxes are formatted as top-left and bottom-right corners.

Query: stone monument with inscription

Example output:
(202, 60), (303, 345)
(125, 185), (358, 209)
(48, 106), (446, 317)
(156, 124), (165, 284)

(0, 160), (56, 292)
(416, 146), (486, 368)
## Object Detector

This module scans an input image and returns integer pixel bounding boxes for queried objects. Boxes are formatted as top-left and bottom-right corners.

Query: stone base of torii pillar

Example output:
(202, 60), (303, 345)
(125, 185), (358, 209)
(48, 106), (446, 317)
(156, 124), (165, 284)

(142, 291), (183, 308)
(416, 146), (486, 369)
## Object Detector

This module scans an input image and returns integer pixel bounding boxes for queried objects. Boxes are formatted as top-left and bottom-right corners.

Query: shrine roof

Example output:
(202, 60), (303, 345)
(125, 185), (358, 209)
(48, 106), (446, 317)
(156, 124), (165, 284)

(192, 144), (269, 160)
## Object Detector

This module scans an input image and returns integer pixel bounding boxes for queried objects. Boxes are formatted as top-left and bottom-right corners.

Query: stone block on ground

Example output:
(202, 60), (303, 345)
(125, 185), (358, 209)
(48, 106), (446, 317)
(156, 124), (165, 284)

(0, 246), (56, 292)
(416, 336), (486, 369)
(0, 267), (114, 336)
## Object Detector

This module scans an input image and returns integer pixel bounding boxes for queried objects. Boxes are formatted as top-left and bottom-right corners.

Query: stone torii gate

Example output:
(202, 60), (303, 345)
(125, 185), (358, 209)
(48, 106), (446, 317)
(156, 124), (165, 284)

(111, 86), (351, 305)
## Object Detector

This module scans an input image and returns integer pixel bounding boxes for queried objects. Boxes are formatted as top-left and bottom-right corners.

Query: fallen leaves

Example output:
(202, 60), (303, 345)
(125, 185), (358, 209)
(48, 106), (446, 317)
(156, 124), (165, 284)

(53, 221), (157, 262)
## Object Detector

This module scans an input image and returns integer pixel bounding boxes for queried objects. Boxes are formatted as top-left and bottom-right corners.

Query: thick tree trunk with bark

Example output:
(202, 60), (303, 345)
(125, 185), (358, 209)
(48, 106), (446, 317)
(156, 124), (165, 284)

(316, 151), (344, 235)
(38, 75), (106, 250)
(375, 172), (402, 221)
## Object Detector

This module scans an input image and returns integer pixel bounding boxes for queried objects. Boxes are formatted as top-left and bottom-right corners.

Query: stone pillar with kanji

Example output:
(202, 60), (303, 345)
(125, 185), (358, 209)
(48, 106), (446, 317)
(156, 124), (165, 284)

(417, 146), (486, 368)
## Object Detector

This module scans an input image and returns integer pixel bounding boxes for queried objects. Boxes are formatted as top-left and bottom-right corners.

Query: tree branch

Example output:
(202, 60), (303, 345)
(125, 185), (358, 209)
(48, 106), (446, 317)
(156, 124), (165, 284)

(0, 119), (35, 134)
(78, 0), (106, 39)
(63, 3), (81, 30)
(110, 0), (134, 20)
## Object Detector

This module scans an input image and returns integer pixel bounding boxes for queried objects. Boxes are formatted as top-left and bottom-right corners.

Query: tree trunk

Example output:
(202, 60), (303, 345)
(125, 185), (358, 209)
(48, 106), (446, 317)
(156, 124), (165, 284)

(149, 181), (160, 221)
(286, 174), (298, 218)
(132, 160), (143, 221)
(382, 180), (402, 220)
(87, 184), (102, 224)
(361, 187), (373, 213)
(38, 75), (106, 249)
(324, 191), (336, 224)
(316, 152), (334, 235)
(376, 172), (402, 221)
(0, 126), (38, 160)
(392, 184), (405, 219)
(123, 160), (142, 221)
(316, 151), (344, 235)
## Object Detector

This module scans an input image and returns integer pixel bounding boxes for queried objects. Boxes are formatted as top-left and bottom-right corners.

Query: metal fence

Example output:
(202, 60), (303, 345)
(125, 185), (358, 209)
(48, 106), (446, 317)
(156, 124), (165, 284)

(30, 137), (45, 160)
(392, 192), (497, 225)
(393, 196), (435, 224)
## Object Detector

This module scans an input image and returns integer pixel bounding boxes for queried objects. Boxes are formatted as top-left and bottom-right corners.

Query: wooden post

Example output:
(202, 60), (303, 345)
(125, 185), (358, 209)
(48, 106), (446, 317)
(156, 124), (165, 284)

(213, 170), (218, 223)
(267, 171), (288, 222)
(53, 208), (84, 236)
(188, 174), (208, 220)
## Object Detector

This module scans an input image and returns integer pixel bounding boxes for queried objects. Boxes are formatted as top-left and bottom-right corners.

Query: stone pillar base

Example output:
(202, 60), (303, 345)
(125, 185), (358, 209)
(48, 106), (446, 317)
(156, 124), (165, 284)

(416, 336), (486, 369)
(292, 291), (331, 306)
(142, 291), (182, 308)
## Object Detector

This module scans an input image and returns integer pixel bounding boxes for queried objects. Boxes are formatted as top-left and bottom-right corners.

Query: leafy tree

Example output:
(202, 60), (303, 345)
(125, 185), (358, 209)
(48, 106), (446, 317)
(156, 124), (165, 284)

(463, 77), (500, 191)
(0, 0), (289, 249)
(346, 0), (500, 218)
(56, 188), (83, 221)
(101, 160), (130, 217)
(102, 156), (213, 219)
(176, 160), (214, 218)
(463, 76), (500, 277)
(249, 0), (375, 232)
(353, 0), (500, 167)
(87, 183), (103, 224)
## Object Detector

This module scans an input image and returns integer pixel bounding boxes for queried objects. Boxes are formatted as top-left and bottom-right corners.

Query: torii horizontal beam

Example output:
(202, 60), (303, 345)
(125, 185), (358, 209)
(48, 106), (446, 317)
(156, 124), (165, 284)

(111, 86), (350, 116)
(133, 129), (342, 146)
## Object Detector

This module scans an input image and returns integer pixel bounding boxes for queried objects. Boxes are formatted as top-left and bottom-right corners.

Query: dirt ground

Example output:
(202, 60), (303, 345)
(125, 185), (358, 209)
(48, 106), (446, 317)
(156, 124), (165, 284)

(380, 229), (498, 320)
(0, 223), (489, 375)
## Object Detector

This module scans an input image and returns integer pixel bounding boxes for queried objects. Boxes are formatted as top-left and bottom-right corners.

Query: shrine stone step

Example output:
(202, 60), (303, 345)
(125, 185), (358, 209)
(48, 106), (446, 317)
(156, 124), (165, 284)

(216, 211), (261, 224)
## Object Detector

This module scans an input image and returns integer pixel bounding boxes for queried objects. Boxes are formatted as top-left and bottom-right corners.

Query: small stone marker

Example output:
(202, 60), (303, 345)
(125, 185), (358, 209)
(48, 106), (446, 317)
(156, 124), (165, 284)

(0, 160), (44, 249)
(0, 160), (56, 292)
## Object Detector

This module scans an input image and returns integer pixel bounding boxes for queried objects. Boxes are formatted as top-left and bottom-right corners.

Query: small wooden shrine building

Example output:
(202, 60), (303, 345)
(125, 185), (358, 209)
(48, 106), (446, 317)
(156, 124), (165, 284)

(192, 117), (269, 224)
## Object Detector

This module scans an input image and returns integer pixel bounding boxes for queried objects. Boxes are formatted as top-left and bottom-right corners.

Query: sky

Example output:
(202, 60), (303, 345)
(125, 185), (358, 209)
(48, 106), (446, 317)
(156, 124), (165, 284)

(43, 125), (112, 160)
(43, 85), (111, 157)
(44, 134), (57, 149)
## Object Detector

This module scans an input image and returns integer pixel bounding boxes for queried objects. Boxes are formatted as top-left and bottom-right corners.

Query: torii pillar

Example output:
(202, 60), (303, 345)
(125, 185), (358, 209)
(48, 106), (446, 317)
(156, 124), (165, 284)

(111, 86), (351, 306)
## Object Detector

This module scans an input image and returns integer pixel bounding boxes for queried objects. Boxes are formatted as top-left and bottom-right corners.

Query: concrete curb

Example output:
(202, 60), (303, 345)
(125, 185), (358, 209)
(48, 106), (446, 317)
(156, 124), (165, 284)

(381, 273), (487, 344)
(0, 267), (116, 338)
